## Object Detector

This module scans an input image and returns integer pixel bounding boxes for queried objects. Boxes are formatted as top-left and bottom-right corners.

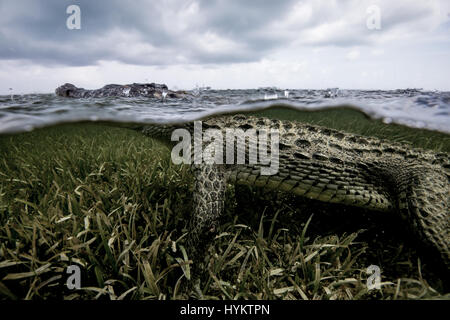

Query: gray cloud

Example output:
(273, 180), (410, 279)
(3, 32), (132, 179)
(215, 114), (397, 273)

(0, 0), (299, 66)
(0, 0), (448, 68)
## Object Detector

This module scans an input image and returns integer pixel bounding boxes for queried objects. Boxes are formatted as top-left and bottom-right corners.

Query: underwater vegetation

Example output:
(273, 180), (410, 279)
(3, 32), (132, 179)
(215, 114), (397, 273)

(0, 110), (448, 300)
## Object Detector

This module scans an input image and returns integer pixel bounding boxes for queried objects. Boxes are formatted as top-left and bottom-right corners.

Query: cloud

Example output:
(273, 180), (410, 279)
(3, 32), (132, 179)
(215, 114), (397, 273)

(0, 0), (448, 67)
(346, 49), (360, 60)
(0, 0), (299, 66)
(0, 0), (449, 92)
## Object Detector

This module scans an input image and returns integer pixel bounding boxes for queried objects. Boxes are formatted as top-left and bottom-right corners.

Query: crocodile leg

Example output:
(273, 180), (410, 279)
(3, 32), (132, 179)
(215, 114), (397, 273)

(186, 164), (227, 295)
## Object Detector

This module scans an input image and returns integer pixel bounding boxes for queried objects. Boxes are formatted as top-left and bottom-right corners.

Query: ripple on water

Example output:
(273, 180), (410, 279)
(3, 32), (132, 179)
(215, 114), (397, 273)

(0, 89), (449, 134)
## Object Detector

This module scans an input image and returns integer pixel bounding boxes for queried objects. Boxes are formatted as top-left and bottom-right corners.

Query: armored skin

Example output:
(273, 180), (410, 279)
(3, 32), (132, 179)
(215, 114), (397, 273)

(55, 82), (184, 98)
(141, 114), (450, 292)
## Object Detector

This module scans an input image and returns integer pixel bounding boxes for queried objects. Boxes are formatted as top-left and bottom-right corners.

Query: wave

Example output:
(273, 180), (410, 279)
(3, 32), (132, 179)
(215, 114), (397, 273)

(0, 89), (449, 135)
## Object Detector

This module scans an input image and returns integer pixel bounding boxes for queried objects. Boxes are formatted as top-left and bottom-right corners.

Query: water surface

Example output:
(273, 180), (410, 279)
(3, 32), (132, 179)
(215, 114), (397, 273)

(1, 88), (449, 135)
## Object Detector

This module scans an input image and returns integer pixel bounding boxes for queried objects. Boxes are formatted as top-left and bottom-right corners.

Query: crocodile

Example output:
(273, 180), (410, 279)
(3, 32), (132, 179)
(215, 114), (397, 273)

(141, 113), (450, 291)
(55, 82), (185, 98)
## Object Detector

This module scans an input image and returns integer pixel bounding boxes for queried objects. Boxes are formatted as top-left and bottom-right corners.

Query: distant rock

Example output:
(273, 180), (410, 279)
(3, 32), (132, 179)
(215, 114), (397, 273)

(55, 83), (184, 98)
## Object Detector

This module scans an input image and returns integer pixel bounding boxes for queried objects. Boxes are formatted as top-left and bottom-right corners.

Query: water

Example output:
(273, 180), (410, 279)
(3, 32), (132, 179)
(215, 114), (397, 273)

(0, 88), (449, 297)
(0, 88), (449, 135)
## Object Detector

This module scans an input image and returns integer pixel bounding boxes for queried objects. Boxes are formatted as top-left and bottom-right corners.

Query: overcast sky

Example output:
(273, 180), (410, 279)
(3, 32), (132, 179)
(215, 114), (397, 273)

(0, 0), (449, 94)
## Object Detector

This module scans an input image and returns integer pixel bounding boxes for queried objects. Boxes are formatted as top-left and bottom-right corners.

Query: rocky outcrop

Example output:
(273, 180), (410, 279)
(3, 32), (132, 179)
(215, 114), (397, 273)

(55, 83), (184, 98)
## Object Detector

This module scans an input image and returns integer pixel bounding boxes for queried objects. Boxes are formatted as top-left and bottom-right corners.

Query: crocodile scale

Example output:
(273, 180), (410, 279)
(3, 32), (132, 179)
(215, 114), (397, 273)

(142, 114), (450, 274)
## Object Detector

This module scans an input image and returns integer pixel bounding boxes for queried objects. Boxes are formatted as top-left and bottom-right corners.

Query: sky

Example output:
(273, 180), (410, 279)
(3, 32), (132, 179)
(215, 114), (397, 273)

(0, 0), (449, 94)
